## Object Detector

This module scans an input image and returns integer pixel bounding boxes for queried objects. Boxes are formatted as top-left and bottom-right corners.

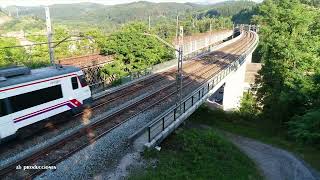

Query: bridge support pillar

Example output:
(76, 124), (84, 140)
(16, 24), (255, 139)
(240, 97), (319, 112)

(222, 53), (252, 111)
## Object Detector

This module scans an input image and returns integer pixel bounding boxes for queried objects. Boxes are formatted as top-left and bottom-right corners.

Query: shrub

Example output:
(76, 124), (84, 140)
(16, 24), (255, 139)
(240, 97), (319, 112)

(288, 109), (320, 145)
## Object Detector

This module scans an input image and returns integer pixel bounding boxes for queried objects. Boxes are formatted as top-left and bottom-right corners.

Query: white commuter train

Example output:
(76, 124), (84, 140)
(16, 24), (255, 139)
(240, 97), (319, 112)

(0, 66), (92, 142)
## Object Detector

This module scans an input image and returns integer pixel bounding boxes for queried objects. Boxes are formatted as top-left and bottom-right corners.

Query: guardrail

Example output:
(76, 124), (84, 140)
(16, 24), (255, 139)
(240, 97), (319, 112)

(140, 31), (259, 146)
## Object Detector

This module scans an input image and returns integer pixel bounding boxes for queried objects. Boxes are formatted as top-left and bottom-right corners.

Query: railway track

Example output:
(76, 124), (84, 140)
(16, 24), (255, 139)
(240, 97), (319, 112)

(0, 56), (214, 160)
(0, 31), (256, 179)
(0, 59), (202, 158)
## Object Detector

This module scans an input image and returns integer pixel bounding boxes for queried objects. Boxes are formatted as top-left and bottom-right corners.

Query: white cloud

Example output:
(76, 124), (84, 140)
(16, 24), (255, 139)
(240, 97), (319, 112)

(0, 0), (261, 7)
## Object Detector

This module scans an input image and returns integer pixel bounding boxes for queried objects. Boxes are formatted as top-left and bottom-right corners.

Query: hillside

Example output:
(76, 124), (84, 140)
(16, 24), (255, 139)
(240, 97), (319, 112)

(197, 1), (256, 18)
(3, 2), (199, 25)
(0, 16), (44, 34)
(2, 1), (256, 29)
(103, 1), (200, 23)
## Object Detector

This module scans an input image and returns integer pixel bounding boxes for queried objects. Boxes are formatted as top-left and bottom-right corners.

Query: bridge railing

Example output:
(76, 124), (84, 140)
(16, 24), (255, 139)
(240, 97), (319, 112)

(143, 31), (259, 145)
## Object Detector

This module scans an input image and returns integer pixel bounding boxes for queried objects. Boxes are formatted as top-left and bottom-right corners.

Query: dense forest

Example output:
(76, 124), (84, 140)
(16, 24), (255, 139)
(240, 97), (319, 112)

(241, 0), (320, 146)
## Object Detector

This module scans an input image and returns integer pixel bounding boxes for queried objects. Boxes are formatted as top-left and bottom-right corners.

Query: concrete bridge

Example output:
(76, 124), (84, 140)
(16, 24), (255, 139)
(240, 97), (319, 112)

(129, 29), (259, 148)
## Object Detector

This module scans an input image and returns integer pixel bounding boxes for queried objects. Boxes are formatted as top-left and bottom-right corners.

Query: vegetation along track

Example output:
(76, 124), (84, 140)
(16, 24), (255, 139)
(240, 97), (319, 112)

(0, 31), (255, 179)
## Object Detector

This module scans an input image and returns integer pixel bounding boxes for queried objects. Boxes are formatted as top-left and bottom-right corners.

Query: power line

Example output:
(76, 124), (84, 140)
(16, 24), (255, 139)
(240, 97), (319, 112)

(0, 36), (102, 49)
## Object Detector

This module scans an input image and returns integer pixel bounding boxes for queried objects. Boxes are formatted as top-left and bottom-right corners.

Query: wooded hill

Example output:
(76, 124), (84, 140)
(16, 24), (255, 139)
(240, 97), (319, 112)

(2, 1), (257, 32)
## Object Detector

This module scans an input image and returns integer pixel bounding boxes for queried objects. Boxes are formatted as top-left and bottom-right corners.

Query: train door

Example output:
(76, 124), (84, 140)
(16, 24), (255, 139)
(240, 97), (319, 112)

(71, 76), (81, 99)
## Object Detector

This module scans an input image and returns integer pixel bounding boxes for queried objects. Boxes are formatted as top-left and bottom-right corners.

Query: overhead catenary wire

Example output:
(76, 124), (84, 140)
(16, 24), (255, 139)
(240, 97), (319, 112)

(0, 30), (172, 50)
(0, 36), (101, 49)
(0, 34), (47, 38)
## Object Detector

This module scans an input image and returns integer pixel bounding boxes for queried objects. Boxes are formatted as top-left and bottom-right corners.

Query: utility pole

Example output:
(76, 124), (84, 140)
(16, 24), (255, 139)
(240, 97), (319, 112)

(210, 23), (212, 32)
(142, 30), (183, 112)
(177, 26), (184, 112)
(175, 15), (179, 40)
(16, 8), (19, 18)
(192, 18), (195, 28)
(45, 6), (56, 67)
(148, 16), (151, 31)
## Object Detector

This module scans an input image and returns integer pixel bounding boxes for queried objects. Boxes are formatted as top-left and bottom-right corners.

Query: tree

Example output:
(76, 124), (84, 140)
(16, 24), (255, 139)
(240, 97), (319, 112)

(288, 109), (320, 145)
(239, 92), (260, 118)
(0, 38), (28, 67)
(300, 0), (320, 7)
(99, 22), (174, 84)
(255, 0), (320, 128)
(232, 7), (258, 24)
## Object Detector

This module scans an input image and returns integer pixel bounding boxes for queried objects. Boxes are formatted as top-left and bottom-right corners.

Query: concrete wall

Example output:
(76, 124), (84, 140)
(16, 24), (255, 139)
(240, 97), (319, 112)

(222, 53), (252, 111)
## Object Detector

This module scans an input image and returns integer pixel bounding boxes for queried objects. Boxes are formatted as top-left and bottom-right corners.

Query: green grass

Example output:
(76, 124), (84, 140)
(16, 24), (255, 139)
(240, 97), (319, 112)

(130, 128), (262, 180)
(187, 106), (320, 172)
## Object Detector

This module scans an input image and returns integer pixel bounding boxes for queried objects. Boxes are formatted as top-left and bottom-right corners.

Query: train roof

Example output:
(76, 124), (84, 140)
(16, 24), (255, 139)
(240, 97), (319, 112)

(0, 66), (81, 89)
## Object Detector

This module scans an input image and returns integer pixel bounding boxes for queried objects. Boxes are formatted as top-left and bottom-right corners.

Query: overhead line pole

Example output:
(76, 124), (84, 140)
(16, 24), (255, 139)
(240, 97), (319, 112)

(143, 26), (184, 112)
(45, 6), (56, 68)
(175, 15), (179, 40)
(177, 26), (184, 113)
(148, 16), (151, 31)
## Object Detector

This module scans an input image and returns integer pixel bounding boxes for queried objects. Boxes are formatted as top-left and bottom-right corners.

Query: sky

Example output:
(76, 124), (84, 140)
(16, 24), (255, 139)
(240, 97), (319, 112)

(0, 0), (262, 7)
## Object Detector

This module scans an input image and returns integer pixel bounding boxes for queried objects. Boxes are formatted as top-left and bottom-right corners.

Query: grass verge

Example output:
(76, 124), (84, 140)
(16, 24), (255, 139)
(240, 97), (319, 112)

(187, 106), (320, 172)
(130, 127), (262, 180)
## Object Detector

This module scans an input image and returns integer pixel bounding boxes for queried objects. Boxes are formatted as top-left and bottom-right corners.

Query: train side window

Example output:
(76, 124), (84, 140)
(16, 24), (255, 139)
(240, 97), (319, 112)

(0, 99), (7, 117)
(9, 85), (63, 113)
(71, 77), (79, 90)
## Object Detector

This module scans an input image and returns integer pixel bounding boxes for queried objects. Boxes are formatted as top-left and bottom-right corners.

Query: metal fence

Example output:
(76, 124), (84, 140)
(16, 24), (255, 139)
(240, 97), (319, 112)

(181, 30), (233, 58)
(145, 32), (259, 144)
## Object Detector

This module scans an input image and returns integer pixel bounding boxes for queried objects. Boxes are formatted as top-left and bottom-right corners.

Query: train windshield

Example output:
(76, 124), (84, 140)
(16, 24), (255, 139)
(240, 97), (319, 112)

(79, 75), (88, 87)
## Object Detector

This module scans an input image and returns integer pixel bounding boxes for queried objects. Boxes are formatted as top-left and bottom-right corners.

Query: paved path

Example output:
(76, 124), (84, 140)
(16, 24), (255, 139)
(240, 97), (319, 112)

(224, 132), (320, 180)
